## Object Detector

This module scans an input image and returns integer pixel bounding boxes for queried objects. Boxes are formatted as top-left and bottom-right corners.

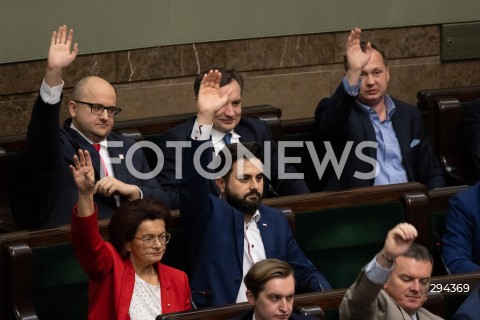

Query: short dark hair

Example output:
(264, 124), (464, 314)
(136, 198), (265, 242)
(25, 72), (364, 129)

(402, 243), (434, 265)
(343, 41), (387, 71)
(193, 67), (244, 97)
(108, 199), (171, 258)
(215, 142), (264, 181)
(244, 259), (294, 299)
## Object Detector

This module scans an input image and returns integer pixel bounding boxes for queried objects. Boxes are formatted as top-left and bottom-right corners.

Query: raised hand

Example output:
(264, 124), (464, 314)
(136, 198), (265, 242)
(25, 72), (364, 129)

(70, 149), (95, 195)
(383, 222), (418, 259)
(70, 149), (96, 217)
(345, 28), (372, 85)
(45, 25), (79, 87)
(196, 69), (231, 125)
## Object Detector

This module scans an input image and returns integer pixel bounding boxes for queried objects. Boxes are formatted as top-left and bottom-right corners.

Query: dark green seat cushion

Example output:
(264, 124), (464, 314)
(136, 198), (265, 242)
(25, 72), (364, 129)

(32, 243), (88, 320)
(294, 201), (404, 289)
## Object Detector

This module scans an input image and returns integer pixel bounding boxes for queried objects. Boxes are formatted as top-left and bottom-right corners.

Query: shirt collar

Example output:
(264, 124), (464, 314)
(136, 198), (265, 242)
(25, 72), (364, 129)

(357, 93), (396, 120)
(251, 210), (261, 223)
(211, 128), (241, 144)
(70, 122), (108, 148)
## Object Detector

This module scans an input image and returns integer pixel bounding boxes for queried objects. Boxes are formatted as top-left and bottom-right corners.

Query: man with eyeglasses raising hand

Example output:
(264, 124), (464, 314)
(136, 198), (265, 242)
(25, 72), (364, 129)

(28, 25), (171, 227)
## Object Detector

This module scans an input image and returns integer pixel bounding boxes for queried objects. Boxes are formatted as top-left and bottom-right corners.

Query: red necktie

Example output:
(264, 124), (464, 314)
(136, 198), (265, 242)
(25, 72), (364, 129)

(92, 143), (108, 177)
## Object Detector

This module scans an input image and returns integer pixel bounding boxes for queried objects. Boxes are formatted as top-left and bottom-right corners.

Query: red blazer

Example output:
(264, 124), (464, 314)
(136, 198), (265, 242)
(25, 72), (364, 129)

(71, 208), (191, 320)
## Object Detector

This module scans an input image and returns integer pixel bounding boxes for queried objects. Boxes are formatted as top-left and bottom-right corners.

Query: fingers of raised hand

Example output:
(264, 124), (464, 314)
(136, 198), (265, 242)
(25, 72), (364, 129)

(394, 222), (418, 241)
(201, 69), (222, 89)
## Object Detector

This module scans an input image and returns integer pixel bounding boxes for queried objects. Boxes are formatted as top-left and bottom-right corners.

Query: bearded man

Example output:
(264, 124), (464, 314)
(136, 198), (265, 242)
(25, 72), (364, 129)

(179, 70), (331, 308)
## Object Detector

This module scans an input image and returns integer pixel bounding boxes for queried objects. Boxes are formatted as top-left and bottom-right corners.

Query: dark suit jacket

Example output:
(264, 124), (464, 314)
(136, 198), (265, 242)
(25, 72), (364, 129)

(463, 98), (480, 179)
(179, 139), (330, 308)
(158, 116), (309, 208)
(27, 95), (171, 227)
(315, 83), (445, 190)
(230, 309), (318, 320)
(453, 283), (480, 320)
(442, 182), (480, 273)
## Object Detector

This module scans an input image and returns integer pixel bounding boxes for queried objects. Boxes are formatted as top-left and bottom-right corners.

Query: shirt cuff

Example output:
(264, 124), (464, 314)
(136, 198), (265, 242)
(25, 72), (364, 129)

(135, 186), (144, 199)
(365, 256), (393, 285)
(191, 119), (213, 141)
(40, 79), (64, 104)
(342, 77), (361, 97)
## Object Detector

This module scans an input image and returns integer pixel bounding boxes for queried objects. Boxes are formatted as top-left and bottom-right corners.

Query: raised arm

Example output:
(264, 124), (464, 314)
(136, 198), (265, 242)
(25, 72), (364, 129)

(44, 24), (79, 87)
(345, 28), (372, 86)
(378, 223), (418, 267)
(69, 149), (95, 217)
(196, 69), (232, 125)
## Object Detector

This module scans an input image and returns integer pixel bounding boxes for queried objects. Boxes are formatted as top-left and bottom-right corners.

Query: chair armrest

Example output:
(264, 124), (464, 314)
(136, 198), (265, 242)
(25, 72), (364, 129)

(4, 242), (39, 320)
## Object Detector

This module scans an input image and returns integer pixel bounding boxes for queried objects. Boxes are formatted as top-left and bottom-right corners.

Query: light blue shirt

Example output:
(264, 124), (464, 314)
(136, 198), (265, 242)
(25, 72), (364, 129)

(343, 78), (408, 185)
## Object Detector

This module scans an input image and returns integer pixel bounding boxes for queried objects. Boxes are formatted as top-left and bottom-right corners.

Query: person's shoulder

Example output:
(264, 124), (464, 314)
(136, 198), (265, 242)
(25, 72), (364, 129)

(260, 205), (285, 216)
(451, 181), (480, 202)
(158, 262), (188, 277)
(160, 116), (197, 140)
(170, 116), (197, 133)
(239, 116), (264, 125)
(237, 116), (269, 131)
(391, 97), (417, 112)
(229, 309), (253, 320)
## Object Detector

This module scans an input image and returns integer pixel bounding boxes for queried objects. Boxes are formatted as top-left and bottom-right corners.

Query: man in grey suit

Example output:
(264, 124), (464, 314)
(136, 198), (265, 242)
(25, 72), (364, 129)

(340, 223), (443, 320)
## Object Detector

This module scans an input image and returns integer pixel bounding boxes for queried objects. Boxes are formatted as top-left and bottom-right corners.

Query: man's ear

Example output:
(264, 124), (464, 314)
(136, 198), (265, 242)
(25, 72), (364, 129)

(246, 290), (255, 306)
(68, 100), (76, 118)
(383, 279), (390, 293)
(216, 177), (226, 193)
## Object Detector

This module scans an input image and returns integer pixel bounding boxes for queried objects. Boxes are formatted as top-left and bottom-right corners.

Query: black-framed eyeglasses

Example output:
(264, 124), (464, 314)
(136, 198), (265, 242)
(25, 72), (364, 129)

(74, 100), (122, 118)
(134, 232), (171, 248)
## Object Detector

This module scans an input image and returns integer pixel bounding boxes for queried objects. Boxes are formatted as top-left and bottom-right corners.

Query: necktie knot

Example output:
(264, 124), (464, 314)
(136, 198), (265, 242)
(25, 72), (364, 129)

(92, 143), (101, 152)
(223, 133), (232, 145)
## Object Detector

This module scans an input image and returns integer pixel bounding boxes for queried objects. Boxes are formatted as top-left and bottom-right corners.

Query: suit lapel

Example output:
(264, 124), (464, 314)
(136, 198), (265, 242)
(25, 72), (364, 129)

(391, 110), (413, 178)
(234, 208), (245, 264)
(354, 107), (377, 160)
(257, 210), (275, 257)
(64, 123), (104, 180)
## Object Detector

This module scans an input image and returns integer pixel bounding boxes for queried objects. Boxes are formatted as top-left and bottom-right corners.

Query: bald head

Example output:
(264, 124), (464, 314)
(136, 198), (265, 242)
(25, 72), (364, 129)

(68, 76), (117, 142)
(73, 76), (116, 102)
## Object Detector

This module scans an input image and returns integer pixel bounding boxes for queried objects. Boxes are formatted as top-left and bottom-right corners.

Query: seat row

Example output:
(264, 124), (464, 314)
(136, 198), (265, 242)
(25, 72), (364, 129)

(0, 181), (468, 320)
(3, 83), (480, 232)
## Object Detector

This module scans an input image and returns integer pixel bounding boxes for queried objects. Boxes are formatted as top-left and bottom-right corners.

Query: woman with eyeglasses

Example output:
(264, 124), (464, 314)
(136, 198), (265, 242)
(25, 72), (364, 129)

(70, 149), (191, 320)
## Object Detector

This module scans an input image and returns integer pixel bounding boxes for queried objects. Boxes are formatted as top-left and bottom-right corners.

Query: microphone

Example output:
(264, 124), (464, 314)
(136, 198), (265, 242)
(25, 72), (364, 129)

(433, 232), (451, 275)
(189, 290), (214, 310)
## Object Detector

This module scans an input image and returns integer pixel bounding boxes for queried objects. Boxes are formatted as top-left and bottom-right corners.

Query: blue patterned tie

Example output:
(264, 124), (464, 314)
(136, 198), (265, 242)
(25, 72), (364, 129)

(223, 133), (232, 145)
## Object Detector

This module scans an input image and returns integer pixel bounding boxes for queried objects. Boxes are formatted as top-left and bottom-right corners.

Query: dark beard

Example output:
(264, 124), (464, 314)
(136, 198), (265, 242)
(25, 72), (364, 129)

(225, 189), (262, 215)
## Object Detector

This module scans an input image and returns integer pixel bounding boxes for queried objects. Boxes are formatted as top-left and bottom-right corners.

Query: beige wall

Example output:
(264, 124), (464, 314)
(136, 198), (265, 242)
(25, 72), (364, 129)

(1, 25), (480, 137)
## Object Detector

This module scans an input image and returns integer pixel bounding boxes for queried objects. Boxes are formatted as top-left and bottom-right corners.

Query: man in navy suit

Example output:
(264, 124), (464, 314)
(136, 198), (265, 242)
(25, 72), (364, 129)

(158, 67), (309, 209)
(315, 28), (444, 190)
(452, 283), (480, 320)
(27, 25), (171, 227)
(442, 182), (480, 274)
(179, 70), (331, 308)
